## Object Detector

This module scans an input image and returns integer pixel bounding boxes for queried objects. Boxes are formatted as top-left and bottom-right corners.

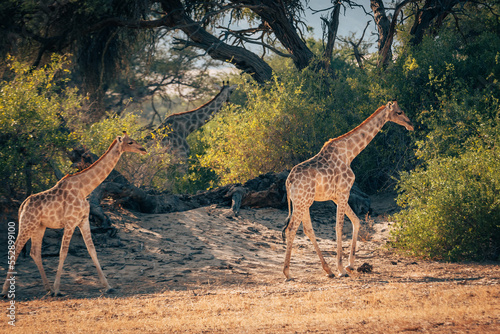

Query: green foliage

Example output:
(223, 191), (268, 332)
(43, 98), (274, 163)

(198, 66), (365, 185)
(390, 5), (500, 261)
(0, 55), (177, 197)
(74, 112), (182, 192)
(198, 58), (414, 190)
(0, 55), (82, 198)
(391, 149), (500, 261)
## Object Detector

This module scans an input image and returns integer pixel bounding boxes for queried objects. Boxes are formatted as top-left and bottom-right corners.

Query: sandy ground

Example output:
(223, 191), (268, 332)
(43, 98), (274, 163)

(1, 193), (499, 302)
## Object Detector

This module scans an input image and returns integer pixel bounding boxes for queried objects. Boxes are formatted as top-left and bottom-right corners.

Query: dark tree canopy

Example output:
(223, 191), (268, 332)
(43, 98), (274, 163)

(0, 0), (485, 117)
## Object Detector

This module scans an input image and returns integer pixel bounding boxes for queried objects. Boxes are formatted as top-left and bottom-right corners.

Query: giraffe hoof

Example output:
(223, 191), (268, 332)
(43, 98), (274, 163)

(338, 272), (349, 278)
(284, 277), (295, 282)
(105, 287), (116, 294)
(326, 273), (335, 279)
(52, 291), (66, 297)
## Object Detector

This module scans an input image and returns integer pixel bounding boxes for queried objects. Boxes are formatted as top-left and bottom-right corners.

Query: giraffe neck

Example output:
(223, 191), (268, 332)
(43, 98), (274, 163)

(183, 88), (229, 132)
(62, 139), (122, 197)
(325, 106), (388, 164)
(163, 87), (230, 136)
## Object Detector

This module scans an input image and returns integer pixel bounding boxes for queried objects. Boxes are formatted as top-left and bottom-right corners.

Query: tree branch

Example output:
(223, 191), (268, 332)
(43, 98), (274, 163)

(160, 0), (273, 83)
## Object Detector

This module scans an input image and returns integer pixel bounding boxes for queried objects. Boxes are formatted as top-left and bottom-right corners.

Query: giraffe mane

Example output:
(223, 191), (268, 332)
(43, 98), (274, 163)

(322, 104), (387, 148)
(164, 88), (227, 118)
(61, 139), (118, 180)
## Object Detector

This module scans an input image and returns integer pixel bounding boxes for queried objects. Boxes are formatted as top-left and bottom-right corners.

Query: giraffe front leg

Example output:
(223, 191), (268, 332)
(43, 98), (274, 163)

(344, 204), (361, 275)
(53, 227), (76, 296)
(335, 201), (348, 277)
(79, 219), (113, 293)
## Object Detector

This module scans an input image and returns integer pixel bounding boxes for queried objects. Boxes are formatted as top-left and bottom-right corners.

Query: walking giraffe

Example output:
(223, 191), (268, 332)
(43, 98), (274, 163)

(153, 82), (237, 160)
(282, 101), (414, 279)
(2, 132), (147, 296)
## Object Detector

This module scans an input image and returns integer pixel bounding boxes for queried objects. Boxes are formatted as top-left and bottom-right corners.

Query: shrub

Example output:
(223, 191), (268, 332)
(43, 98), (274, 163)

(391, 149), (500, 261)
(197, 63), (411, 189)
(0, 55), (179, 196)
(0, 55), (82, 198)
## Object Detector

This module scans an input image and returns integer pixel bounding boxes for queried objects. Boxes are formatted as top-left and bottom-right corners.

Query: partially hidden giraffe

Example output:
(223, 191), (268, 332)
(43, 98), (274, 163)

(2, 132), (147, 296)
(153, 82), (237, 160)
(282, 101), (414, 280)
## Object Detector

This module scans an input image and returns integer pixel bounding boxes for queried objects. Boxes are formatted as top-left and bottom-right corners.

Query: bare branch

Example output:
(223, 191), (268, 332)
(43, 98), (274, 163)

(338, 21), (371, 69)
(220, 27), (295, 59)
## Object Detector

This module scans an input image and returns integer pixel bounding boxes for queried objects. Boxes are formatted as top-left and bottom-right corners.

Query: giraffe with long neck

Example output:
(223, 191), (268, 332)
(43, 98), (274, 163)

(154, 83), (237, 160)
(282, 101), (414, 280)
(2, 132), (147, 296)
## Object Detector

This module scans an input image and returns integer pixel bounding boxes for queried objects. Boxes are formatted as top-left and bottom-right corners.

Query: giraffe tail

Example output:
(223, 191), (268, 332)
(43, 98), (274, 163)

(17, 196), (30, 257)
(281, 188), (292, 244)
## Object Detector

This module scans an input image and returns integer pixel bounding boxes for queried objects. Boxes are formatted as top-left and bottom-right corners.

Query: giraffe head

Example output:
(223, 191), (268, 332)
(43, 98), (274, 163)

(384, 101), (414, 131)
(220, 81), (238, 102)
(117, 132), (147, 155)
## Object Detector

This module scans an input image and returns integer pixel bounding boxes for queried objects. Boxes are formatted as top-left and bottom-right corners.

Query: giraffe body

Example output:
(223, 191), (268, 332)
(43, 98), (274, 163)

(2, 133), (146, 296)
(155, 83), (237, 160)
(282, 101), (413, 279)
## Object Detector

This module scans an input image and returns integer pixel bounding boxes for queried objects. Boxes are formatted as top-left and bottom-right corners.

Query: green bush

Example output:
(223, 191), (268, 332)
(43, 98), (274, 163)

(388, 10), (500, 261)
(391, 149), (500, 261)
(0, 55), (82, 198)
(198, 62), (411, 189)
(0, 55), (179, 196)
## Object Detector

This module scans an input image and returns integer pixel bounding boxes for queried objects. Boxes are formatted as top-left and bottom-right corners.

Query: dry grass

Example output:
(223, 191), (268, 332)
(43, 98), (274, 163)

(2, 282), (499, 333)
(2, 203), (499, 333)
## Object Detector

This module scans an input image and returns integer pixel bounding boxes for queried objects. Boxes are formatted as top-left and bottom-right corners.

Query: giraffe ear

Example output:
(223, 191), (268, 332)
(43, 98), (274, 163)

(117, 136), (123, 143)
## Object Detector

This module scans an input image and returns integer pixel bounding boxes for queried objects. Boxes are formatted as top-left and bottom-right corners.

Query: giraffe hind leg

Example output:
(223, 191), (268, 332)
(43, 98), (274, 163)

(282, 213), (301, 281)
(2, 232), (31, 296)
(302, 210), (334, 278)
(52, 226), (76, 296)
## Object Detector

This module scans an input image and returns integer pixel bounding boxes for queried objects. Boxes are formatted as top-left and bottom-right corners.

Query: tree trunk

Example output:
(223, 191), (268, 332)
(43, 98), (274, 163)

(231, 0), (315, 71)
(371, 0), (392, 67)
(323, 0), (341, 66)
(410, 0), (462, 45)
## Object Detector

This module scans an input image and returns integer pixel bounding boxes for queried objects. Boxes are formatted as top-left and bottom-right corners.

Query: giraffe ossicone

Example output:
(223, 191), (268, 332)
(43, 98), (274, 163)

(282, 101), (414, 280)
(2, 132), (147, 297)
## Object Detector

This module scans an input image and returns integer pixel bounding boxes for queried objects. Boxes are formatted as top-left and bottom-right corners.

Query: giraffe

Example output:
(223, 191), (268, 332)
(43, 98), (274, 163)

(282, 101), (414, 280)
(153, 82), (237, 160)
(2, 132), (147, 296)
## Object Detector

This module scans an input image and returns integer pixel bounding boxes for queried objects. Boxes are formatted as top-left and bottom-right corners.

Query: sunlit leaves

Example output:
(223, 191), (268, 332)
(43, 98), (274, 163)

(392, 150), (500, 261)
(0, 55), (82, 196)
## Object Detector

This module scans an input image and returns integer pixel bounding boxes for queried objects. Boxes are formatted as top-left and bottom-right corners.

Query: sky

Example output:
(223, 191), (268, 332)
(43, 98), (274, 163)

(304, 0), (378, 49)
(224, 0), (379, 56)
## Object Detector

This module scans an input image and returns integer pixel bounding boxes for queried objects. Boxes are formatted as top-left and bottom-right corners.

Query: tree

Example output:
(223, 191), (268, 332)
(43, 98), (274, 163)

(0, 55), (82, 200)
(409, 0), (468, 45)
(3, 0), (477, 118)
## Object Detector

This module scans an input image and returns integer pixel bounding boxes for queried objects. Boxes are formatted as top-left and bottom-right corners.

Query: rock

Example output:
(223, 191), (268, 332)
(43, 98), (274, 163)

(357, 262), (373, 273)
